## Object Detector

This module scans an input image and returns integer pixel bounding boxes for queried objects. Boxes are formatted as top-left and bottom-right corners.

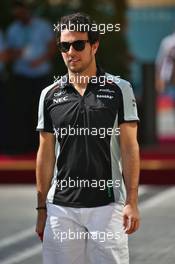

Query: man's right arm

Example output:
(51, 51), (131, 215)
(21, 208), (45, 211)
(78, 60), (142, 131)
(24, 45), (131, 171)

(35, 131), (56, 241)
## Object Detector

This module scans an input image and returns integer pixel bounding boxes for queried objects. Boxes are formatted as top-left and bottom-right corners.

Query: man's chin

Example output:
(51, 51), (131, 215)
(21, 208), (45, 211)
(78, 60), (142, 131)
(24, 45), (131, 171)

(68, 65), (83, 74)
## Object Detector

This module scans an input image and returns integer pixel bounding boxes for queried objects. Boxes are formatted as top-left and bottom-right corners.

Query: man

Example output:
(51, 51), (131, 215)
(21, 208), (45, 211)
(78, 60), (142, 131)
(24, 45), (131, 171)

(7, 0), (56, 153)
(36, 12), (140, 264)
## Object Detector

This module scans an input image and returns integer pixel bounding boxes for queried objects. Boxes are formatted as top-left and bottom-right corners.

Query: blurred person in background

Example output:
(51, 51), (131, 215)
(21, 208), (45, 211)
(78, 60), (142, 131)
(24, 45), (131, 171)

(6, 0), (56, 154)
(156, 30), (175, 101)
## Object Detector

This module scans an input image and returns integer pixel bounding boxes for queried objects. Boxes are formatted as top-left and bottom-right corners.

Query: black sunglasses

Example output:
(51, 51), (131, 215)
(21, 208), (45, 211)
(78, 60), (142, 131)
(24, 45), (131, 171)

(58, 40), (89, 52)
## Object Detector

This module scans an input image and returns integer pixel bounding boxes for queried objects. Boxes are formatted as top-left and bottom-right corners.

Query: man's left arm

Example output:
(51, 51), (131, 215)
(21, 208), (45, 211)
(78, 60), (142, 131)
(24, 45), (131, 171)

(119, 121), (140, 234)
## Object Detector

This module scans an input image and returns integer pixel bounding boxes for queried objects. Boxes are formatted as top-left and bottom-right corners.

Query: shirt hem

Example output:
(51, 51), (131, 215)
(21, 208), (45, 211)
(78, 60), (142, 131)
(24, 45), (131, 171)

(49, 199), (116, 208)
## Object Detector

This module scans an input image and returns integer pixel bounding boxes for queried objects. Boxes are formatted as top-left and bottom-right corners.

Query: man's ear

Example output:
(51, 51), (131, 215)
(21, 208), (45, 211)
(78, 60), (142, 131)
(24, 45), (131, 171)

(92, 41), (99, 55)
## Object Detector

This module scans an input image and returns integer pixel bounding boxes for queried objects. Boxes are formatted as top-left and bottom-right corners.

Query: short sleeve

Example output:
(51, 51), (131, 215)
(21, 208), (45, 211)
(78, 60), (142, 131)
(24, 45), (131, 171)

(118, 80), (139, 125)
(36, 88), (54, 133)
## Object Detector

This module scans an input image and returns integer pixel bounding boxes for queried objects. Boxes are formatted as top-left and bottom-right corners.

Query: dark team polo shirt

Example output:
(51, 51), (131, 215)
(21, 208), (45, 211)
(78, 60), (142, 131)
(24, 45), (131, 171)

(37, 69), (139, 208)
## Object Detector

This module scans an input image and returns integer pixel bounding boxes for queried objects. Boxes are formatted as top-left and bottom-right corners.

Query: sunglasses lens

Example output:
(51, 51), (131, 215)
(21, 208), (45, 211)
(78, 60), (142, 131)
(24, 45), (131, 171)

(58, 42), (70, 52)
(58, 40), (88, 52)
(72, 40), (86, 51)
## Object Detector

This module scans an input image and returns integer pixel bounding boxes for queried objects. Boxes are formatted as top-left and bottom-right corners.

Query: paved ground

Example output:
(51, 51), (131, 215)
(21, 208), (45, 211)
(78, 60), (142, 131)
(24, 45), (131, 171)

(0, 185), (174, 264)
(129, 186), (175, 264)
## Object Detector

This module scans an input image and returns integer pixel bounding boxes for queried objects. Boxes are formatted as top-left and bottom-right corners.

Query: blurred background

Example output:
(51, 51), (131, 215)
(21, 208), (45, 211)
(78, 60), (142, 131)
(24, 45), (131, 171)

(0, 0), (175, 264)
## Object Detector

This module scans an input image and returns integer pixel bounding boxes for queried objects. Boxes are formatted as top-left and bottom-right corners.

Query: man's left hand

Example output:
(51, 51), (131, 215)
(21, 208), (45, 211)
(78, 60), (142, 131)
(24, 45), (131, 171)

(122, 204), (140, 234)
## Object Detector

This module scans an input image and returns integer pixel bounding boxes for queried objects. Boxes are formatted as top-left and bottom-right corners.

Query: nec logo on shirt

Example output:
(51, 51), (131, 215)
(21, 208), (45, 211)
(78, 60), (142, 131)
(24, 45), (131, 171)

(53, 96), (69, 104)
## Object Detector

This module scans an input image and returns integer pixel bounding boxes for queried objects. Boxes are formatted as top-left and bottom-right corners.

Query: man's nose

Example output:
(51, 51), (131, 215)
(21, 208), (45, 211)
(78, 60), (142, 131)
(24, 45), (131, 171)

(67, 44), (76, 54)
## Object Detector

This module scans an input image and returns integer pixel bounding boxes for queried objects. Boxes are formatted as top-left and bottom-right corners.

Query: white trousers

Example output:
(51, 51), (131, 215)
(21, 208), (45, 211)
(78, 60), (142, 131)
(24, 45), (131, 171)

(43, 203), (129, 264)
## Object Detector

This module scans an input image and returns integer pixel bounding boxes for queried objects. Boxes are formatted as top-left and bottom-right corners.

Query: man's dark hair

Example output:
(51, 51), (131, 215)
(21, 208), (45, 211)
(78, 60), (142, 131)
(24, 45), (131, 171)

(56, 12), (100, 44)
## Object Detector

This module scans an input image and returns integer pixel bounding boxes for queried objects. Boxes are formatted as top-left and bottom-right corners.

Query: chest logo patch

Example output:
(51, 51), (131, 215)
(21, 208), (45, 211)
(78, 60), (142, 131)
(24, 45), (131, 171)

(53, 96), (69, 104)
(96, 94), (114, 99)
(54, 90), (66, 97)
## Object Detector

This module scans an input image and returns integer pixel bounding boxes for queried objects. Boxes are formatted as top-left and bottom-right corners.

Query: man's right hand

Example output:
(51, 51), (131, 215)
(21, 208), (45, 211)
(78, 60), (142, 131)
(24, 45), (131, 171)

(35, 210), (47, 242)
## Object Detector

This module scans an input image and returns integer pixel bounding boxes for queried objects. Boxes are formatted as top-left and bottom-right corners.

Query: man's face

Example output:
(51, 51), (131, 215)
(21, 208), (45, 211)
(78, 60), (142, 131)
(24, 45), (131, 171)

(60, 29), (99, 74)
